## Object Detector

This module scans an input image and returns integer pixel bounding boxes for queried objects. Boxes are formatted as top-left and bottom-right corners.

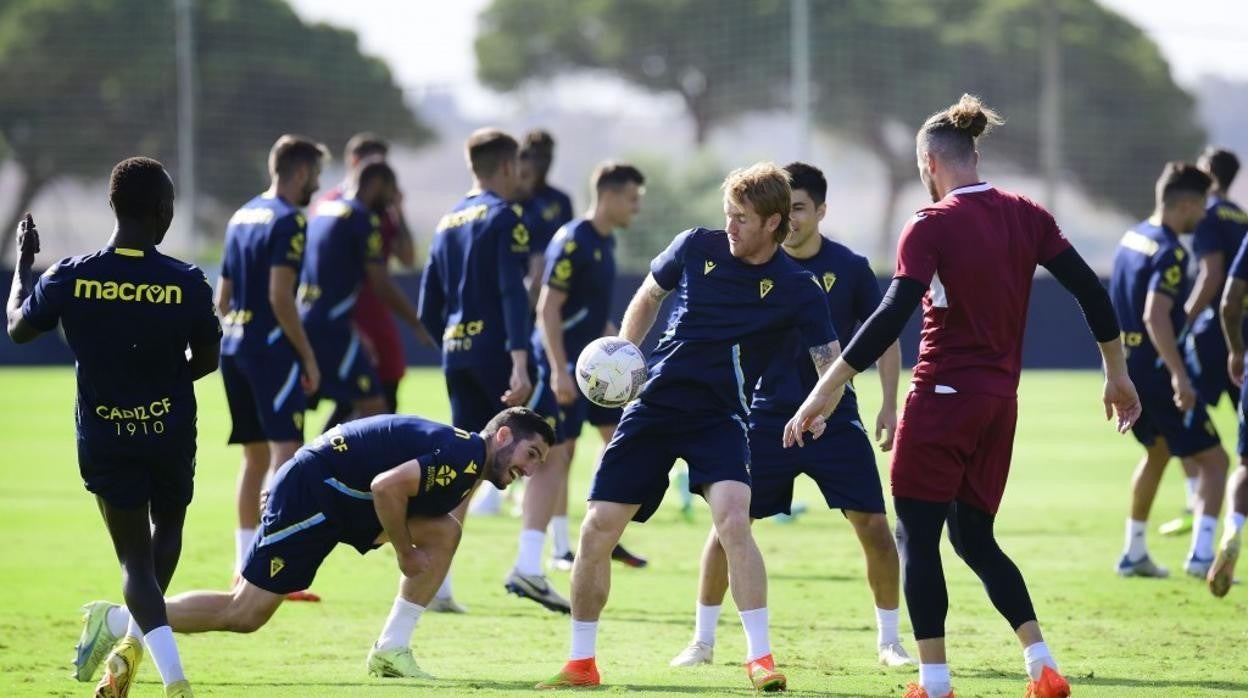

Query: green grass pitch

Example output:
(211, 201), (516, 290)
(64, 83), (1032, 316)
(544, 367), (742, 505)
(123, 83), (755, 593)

(1, 367), (1246, 696)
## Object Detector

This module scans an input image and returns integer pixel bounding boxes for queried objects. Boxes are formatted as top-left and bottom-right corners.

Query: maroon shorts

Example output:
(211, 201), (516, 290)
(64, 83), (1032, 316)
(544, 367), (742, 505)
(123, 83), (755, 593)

(889, 390), (1018, 514)
(352, 286), (405, 383)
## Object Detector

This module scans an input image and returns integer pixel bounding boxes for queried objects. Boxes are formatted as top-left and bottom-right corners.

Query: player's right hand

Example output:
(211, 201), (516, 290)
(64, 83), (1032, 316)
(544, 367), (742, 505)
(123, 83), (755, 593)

(398, 545), (432, 578)
(782, 383), (846, 448)
(501, 364), (532, 406)
(16, 213), (38, 265)
(301, 357), (322, 396)
(1170, 372), (1196, 412)
(1103, 372), (1141, 434)
(552, 369), (577, 406)
(1228, 352), (1246, 388)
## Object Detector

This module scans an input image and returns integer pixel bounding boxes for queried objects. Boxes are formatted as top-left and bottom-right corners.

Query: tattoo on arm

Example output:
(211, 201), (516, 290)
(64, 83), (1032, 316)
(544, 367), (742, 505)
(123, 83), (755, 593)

(809, 341), (839, 375)
(644, 276), (670, 302)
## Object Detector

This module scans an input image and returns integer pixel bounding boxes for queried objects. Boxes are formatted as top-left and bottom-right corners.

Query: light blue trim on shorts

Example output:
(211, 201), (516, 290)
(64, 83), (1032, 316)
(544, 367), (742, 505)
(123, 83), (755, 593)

(258, 512), (326, 547)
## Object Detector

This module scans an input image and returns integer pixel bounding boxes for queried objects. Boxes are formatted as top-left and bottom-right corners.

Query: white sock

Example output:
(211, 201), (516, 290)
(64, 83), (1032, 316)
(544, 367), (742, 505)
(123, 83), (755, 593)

(919, 663), (951, 697)
(1185, 477), (1199, 509)
(1124, 518), (1148, 560)
(550, 516), (571, 557)
(1022, 641), (1057, 680)
(235, 527), (256, 573)
(435, 571), (453, 600)
(1229, 511), (1246, 533)
(569, 620), (598, 660)
(1191, 515), (1217, 559)
(144, 626), (186, 685)
(104, 606), (130, 637)
(375, 596), (425, 651)
(694, 603), (721, 646)
(126, 617), (143, 640)
(875, 606), (901, 646)
(738, 607), (771, 662)
(516, 528), (546, 576)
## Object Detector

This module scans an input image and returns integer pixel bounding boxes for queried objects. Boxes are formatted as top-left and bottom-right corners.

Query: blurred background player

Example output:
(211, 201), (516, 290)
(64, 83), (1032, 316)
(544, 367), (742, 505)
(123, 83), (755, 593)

(669, 161), (910, 670)
(1159, 148), (1248, 537)
(1110, 162), (1228, 580)
(319, 133), (423, 427)
(1212, 161), (1248, 597)
(418, 128), (555, 613)
(74, 409), (553, 683)
(785, 94), (1139, 698)
(530, 162), (648, 577)
(473, 128), (576, 517)
(10, 158), (221, 698)
(216, 135), (326, 600)
(538, 163), (839, 692)
(302, 160), (426, 425)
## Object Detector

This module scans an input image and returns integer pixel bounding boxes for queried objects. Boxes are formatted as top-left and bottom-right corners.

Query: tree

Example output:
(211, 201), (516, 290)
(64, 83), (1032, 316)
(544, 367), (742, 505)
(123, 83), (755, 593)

(475, 0), (1204, 259)
(476, 0), (789, 145)
(0, 0), (431, 263)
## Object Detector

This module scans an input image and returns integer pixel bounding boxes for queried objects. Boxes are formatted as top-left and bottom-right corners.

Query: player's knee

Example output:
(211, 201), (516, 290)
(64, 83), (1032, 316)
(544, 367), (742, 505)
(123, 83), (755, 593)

(858, 514), (897, 554)
(712, 508), (752, 545)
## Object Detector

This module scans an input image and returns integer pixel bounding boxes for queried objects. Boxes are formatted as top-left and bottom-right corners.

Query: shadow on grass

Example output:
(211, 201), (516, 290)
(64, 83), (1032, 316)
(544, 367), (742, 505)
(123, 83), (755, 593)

(201, 676), (864, 695)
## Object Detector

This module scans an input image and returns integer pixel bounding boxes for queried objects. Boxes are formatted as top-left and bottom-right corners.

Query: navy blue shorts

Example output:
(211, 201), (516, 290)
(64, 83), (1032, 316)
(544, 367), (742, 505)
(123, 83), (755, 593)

(590, 402), (750, 523)
(1130, 370), (1221, 457)
(241, 456), (340, 594)
(1186, 318), (1240, 408)
(78, 435), (196, 512)
(309, 328), (382, 404)
(585, 401), (622, 429)
(528, 360), (592, 443)
(747, 415), (886, 518)
(446, 362), (513, 432)
(221, 352), (306, 444)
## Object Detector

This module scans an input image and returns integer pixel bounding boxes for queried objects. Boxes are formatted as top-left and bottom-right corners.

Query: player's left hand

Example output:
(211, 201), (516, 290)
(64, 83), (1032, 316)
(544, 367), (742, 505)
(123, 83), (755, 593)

(552, 369), (577, 406)
(1103, 372), (1141, 434)
(15, 212), (38, 266)
(501, 364), (533, 406)
(875, 405), (898, 451)
(783, 383), (846, 448)
(1228, 352), (1245, 388)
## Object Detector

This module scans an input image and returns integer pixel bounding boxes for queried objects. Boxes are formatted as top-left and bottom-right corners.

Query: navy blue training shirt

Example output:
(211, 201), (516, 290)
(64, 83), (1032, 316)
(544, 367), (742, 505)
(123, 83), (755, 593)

(1191, 196), (1248, 335)
(300, 197), (383, 333)
(299, 415), (487, 553)
(22, 246), (221, 444)
(751, 237), (881, 425)
(418, 189), (531, 370)
(1109, 220), (1189, 375)
(525, 183), (574, 255)
(642, 228), (837, 418)
(219, 194), (305, 355)
(532, 219), (616, 370)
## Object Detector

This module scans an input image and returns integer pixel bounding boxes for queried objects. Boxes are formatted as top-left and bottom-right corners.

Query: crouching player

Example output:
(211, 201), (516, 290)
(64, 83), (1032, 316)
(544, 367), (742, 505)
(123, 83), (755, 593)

(75, 408), (554, 687)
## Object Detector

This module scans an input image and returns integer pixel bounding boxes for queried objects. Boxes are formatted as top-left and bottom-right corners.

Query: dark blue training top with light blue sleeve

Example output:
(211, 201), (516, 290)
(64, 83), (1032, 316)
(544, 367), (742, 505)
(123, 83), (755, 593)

(642, 228), (837, 419)
(751, 238), (880, 426)
(532, 219), (616, 371)
(1109, 220), (1190, 376)
(1192, 197), (1248, 333)
(219, 194), (305, 356)
(299, 197), (383, 334)
(21, 246), (221, 445)
(297, 414), (487, 553)
(418, 189), (532, 370)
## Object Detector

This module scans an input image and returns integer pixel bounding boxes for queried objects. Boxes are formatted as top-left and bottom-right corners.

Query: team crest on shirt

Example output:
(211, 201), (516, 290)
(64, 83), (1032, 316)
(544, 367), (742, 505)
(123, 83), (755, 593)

(704, 260), (716, 275)
(465, 460), (478, 475)
(564, 240), (577, 254)
(759, 278), (774, 299)
(822, 272), (837, 292)
(270, 557), (285, 578)
(426, 464), (458, 491)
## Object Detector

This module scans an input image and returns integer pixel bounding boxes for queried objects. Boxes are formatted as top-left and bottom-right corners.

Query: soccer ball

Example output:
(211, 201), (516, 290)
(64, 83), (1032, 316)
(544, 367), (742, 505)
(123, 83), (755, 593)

(575, 337), (647, 408)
